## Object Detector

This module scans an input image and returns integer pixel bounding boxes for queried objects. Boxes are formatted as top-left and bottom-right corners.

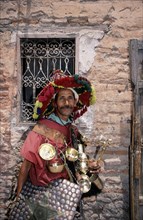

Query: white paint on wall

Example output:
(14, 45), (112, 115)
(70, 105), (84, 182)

(78, 30), (104, 74)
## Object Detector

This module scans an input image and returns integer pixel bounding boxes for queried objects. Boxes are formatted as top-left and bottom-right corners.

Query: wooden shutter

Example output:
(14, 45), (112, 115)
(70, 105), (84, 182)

(129, 39), (143, 220)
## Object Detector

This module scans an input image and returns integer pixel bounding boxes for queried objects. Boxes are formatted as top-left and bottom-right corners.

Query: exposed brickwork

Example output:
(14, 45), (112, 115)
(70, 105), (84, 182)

(0, 0), (143, 219)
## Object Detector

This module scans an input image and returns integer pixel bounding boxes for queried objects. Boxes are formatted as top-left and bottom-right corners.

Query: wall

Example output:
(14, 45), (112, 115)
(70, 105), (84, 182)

(0, 0), (143, 219)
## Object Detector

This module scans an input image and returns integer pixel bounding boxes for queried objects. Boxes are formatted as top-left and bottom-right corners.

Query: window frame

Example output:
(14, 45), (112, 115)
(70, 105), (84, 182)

(17, 33), (79, 125)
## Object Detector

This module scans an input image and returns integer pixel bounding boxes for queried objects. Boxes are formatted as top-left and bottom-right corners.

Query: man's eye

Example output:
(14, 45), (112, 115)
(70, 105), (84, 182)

(58, 96), (74, 101)
(59, 97), (64, 101)
(68, 96), (74, 100)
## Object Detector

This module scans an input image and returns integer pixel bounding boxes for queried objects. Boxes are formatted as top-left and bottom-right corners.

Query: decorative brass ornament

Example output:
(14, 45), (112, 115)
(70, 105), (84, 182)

(78, 160), (88, 174)
(65, 148), (79, 162)
(38, 143), (56, 160)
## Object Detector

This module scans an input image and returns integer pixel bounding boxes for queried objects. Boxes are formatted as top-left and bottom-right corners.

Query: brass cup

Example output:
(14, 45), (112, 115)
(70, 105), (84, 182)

(38, 143), (56, 160)
(48, 162), (64, 173)
(90, 174), (104, 190)
(65, 148), (79, 162)
(78, 174), (91, 193)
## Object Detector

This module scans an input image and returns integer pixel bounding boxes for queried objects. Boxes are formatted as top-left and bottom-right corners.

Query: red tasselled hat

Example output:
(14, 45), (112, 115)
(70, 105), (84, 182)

(33, 70), (96, 120)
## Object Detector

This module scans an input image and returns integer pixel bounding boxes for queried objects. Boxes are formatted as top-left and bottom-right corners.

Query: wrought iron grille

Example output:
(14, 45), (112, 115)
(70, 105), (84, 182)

(20, 38), (75, 122)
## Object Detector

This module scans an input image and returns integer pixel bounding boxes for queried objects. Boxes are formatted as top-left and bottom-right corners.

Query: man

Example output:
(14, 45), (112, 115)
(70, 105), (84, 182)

(8, 70), (101, 220)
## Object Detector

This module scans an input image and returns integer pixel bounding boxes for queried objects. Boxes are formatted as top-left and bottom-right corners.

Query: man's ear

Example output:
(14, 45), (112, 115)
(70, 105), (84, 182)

(74, 99), (78, 106)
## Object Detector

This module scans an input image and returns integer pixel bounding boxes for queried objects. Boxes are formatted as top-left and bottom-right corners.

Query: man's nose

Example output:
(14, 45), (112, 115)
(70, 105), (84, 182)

(65, 99), (69, 105)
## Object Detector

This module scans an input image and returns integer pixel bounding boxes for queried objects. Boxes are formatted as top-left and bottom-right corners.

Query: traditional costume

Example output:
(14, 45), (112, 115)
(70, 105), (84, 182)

(8, 70), (98, 220)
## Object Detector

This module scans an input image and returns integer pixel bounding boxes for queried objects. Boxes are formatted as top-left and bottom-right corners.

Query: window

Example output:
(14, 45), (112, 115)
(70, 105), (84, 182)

(20, 38), (75, 122)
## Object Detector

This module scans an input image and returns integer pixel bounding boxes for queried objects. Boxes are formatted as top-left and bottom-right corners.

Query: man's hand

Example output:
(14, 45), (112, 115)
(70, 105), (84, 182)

(87, 159), (103, 174)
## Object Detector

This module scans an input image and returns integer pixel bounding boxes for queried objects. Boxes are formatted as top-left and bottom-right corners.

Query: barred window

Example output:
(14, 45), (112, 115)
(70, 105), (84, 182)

(20, 38), (75, 122)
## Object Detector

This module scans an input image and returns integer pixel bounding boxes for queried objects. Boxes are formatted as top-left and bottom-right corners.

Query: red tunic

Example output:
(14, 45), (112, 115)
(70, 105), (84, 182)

(20, 119), (76, 186)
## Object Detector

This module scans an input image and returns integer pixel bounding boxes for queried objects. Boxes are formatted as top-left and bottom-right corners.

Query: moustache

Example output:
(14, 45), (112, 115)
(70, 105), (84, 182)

(60, 106), (73, 110)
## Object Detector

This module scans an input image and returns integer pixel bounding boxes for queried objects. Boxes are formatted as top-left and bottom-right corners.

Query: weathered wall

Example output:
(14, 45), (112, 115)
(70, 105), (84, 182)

(0, 0), (143, 219)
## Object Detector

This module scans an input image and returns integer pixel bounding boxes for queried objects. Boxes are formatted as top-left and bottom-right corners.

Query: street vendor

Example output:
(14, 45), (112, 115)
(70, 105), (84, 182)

(8, 70), (101, 220)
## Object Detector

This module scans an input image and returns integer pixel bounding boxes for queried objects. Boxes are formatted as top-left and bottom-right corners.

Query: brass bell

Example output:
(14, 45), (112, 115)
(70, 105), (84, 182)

(65, 147), (79, 162)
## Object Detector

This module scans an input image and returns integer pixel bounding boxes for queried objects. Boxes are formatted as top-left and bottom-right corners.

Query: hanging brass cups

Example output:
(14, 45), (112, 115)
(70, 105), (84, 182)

(65, 148), (79, 162)
(38, 143), (65, 173)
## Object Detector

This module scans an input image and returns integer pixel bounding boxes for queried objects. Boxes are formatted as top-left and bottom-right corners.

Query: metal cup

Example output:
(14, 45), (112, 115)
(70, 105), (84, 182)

(65, 148), (79, 162)
(90, 174), (104, 190)
(48, 162), (64, 173)
(38, 143), (56, 160)
(78, 174), (91, 193)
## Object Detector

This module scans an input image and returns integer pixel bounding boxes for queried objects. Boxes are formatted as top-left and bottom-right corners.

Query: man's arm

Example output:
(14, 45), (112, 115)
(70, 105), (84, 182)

(16, 159), (32, 198)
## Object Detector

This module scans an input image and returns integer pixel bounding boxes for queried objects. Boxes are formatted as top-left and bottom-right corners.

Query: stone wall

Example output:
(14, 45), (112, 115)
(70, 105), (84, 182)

(0, 0), (143, 219)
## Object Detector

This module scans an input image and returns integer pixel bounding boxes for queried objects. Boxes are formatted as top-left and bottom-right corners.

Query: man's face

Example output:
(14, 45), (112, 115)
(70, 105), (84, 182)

(54, 89), (77, 121)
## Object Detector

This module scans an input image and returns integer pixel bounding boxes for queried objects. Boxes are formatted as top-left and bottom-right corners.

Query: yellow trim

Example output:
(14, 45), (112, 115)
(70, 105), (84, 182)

(33, 113), (39, 119)
(35, 100), (43, 108)
(50, 82), (64, 89)
(90, 86), (96, 105)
